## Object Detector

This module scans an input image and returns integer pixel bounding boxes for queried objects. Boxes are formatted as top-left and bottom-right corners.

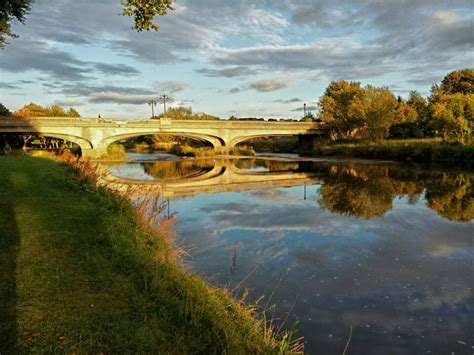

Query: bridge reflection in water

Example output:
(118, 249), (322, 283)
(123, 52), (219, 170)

(103, 158), (473, 222)
(103, 158), (320, 199)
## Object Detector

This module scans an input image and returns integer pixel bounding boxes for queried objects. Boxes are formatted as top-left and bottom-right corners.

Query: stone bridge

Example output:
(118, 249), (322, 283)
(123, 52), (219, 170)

(0, 117), (328, 157)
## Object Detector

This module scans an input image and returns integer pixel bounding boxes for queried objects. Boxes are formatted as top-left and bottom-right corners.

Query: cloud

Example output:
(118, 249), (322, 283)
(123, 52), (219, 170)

(94, 63), (140, 76)
(227, 88), (241, 94)
(247, 76), (293, 92)
(0, 40), (90, 81)
(274, 98), (302, 103)
(196, 66), (258, 78)
(155, 80), (187, 94)
(89, 92), (155, 105)
(53, 100), (86, 107)
(292, 106), (317, 112)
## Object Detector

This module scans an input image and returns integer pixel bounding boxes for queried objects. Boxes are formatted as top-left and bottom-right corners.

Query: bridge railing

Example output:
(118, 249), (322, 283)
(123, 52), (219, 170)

(0, 116), (327, 130)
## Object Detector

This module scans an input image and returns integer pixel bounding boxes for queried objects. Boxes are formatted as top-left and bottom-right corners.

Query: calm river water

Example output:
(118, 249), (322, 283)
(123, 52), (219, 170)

(107, 153), (473, 355)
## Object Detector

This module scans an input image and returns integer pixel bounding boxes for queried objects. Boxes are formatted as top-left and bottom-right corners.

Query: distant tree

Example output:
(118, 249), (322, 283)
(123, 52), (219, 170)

(300, 112), (315, 122)
(0, 103), (11, 116)
(390, 101), (423, 138)
(440, 69), (474, 95)
(66, 108), (81, 117)
(319, 80), (365, 139)
(154, 106), (219, 120)
(407, 91), (428, 119)
(122, 0), (174, 31)
(13, 103), (81, 118)
(14, 103), (48, 117)
(0, 0), (33, 48)
(48, 105), (66, 117)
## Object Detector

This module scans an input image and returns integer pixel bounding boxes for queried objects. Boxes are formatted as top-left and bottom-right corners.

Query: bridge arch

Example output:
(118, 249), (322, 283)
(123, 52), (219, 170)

(229, 133), (299, 147)
(24, 132), (93, 153)
(99, 131), (226, 151)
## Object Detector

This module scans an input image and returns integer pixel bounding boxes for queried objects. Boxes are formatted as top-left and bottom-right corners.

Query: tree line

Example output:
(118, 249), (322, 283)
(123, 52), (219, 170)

(0, 103), (81, 118)
(317, 69), (473, 145)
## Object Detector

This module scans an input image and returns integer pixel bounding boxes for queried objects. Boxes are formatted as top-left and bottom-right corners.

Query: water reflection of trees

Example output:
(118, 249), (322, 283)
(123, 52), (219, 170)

(143, 160), (215, 179)
(234, 159), (300, 172)
(315, 163), (473, 222)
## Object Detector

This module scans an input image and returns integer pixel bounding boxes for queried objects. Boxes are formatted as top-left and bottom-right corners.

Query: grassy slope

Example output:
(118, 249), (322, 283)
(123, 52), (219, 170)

(0, 156), (278, 354)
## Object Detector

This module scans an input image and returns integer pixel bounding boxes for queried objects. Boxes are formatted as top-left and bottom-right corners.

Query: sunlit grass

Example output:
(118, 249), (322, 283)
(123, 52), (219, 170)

(0, 155), (302, 353)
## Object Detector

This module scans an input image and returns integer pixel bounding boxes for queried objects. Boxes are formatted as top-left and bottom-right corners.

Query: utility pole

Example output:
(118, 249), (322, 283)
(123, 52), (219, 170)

(148, 99), (157, 118)
(160, 93), (170, 115)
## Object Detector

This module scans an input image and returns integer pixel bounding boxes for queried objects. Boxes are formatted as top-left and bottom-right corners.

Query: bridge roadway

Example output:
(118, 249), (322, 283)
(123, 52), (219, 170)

(100, 159), (321, 199)
(0, 116), (328, 158)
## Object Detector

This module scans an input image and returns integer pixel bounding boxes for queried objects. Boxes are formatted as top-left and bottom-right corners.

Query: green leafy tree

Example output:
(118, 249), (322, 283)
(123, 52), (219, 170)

(440, 69), (474, 95)
(362, 86), (398, 141)
(430, 93), (474, 144)
(407, 91), (428, 119)
(122, 0), (174, 31)
(319, 80), (365, 139)
(0, 103), (12, 116)
(153, 106), (219, 120)
(48, 105), (66, 117)
(0, 0), (33, 48)
(66, 108), (81, 117)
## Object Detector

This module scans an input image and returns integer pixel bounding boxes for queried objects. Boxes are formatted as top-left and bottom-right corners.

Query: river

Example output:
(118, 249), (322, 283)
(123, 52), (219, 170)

(106, 153), (473, 355)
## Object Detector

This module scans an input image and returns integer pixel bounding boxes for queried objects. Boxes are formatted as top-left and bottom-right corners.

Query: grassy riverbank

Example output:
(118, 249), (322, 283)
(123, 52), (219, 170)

(0, 156), (298, 353)
(312, 139), (474, 165)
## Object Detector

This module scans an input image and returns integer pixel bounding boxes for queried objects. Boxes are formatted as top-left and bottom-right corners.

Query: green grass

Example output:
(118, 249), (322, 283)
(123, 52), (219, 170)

(313, 138), (474, 164)
(0, 156), (296, 353)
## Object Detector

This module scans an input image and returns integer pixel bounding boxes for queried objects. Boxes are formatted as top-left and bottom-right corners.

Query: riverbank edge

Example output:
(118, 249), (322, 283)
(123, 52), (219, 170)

(0, 156), (301, 353)
(309, 141), (474, 166)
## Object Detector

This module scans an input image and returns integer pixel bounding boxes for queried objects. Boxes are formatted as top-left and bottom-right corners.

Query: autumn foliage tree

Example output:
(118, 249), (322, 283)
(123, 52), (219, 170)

(13, 103), (81, 118)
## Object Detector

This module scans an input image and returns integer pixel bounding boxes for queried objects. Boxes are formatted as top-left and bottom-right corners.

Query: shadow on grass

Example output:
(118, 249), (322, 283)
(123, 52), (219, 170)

(0, 158), (19, 353)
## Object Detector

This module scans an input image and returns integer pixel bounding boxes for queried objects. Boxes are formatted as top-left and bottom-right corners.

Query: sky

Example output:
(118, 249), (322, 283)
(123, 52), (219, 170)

(0, 0), (472, 119)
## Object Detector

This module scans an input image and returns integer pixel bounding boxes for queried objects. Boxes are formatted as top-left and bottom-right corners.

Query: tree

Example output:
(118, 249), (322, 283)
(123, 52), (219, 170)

(319, 81), (365, 139)
(121, 0), (174, 31)
(0, 0), (33, 48)
(48, 105), (66, 117)
(440, 69), (474, 95)
(66, 108), (80, 117)
(430, 93), (473, 144)
(363, 86), (398, 141)
(0, 103), (11, 116)
(153, 106), (219, 120)
(13, 103), (81, 118)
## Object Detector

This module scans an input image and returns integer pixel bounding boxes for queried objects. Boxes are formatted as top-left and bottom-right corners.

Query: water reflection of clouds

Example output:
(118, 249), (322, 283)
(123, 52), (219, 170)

(173, 186), (473, 354)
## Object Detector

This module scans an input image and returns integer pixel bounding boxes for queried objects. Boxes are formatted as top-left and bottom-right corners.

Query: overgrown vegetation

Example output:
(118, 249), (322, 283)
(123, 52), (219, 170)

(0, 155), (302, 353)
